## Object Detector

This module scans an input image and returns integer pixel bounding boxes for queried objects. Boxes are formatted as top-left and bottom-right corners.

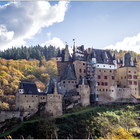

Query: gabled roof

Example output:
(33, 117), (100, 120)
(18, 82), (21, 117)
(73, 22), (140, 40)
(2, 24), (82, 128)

(18, 82), (38, 94)
(78, 77), (89, 85)
(46, 77), (61, 94)
(61, 64), (77, 80)
(91, 49), (114, 64)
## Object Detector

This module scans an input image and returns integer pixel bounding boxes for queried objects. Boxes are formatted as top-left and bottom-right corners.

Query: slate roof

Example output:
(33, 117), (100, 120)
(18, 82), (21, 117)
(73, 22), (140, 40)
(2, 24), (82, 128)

(57, 49), (61, 57)
(113, 53), (116, 60)
(18, 82), (39, 94)
(90, 49), (114, 64)
(79, 77), (89, 85)
(61, 64), (77, 80)
(46, 77), (61, 94)
(134, 57), (137, 63)
(124, 52), (131, 66)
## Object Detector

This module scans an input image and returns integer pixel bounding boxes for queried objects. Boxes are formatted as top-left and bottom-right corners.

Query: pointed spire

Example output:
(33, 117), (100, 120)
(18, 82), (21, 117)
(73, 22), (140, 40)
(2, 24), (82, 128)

(113, 53), (116, 60)
(53, 82), (57, 94)
(91, 50), (96, 58)
(57, 49), (61, 57)
(19, 81), (23, 89)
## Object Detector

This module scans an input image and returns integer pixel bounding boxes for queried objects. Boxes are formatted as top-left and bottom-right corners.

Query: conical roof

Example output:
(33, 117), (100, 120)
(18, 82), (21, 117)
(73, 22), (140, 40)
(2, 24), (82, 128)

(57, 49), (61, 57)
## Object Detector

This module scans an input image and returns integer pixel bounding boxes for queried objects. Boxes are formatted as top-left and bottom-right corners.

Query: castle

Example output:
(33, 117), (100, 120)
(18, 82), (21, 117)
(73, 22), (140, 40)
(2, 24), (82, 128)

(14, 44), (139, 118)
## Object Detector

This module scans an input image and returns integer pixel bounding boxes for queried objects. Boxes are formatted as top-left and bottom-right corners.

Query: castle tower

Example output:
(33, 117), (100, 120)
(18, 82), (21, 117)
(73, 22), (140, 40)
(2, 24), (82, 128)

(46, 78), (62, 117)
(77, 77), (90, 106)
(56, 47), (69, 82)
(117, 52), (139, 99)
(15, 82), (24, 110)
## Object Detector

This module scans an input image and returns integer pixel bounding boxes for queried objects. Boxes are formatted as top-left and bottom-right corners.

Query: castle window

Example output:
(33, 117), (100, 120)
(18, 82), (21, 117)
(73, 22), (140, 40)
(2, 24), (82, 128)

(79, 69), (82, 73)
(104, 70), (105, 72)
(102, 82), (104, 86)
(129, 81), (132, 85)
(29, 106), (31, 108)
(43, 97), (45, 99)
(75, 81), (77, 83)
(110, 66), (111, 68)
(133, 75), (137, 79)
(63, 81), (65, 83)
(72, 81), (74, 83)
(134, 81), (137, 85)
(27, 100), (28, 102)
(112, 76), (115, 80)
(125, 76), (126, 79)
(105, 82), (108, 86)
(59, 96), (60, 99)
(128, 75), (132, 79)
(36, 96), (38, 97)
(99, 69), (101, 72)
(103, 89), (104, 91)
(98, 82), (100, 86)
(79, 75), (82, 79)
(98, 75), (101, 79)
(103, 65), (105, 67)
(129, 71), (131, 73)
(104, 76), (108, 79)
(99, 89), (101, 91)
(134, 71), (136, 74)
(68, 81), (70, 83)
(110, 70), (112, 73)
(32, 95), (33, 97)
(112, 90), (114, 92)
(25, 95), (26, 97)
(97, 65), (99, 67)
(32, 100), (34, 102)
(106, 89), (108, 91)
(121, 77), (123, 79)
(135, 88), (137, 90)
(84, 69), (86, 73)
(83, 63), (85, 65)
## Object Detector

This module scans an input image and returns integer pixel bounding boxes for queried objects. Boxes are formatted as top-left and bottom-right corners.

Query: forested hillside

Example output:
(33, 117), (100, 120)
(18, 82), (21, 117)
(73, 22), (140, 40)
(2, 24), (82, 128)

(0, 45), (59, 62)
(0, 57), (57, 110)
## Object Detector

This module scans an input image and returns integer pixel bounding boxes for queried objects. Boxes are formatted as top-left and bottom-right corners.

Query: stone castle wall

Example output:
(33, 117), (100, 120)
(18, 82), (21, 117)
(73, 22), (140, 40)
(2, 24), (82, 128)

(0, 110), (21, 122)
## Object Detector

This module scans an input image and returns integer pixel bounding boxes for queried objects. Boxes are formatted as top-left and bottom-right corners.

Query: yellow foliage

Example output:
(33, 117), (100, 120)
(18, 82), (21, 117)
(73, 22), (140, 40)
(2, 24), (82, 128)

(0, 102), (9, 110)
(100, 127), (138, 139)
(0, 65), (9, 73)
(0, 70), (8, 77)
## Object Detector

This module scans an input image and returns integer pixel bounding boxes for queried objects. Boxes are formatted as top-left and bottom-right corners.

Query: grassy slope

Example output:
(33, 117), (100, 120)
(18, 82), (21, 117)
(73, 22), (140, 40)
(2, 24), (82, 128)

(0, 104), (136, 139)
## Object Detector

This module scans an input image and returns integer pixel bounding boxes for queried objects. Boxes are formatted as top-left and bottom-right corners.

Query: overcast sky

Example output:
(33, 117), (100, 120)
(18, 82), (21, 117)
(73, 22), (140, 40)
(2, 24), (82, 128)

(0, 1), (140, 53)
